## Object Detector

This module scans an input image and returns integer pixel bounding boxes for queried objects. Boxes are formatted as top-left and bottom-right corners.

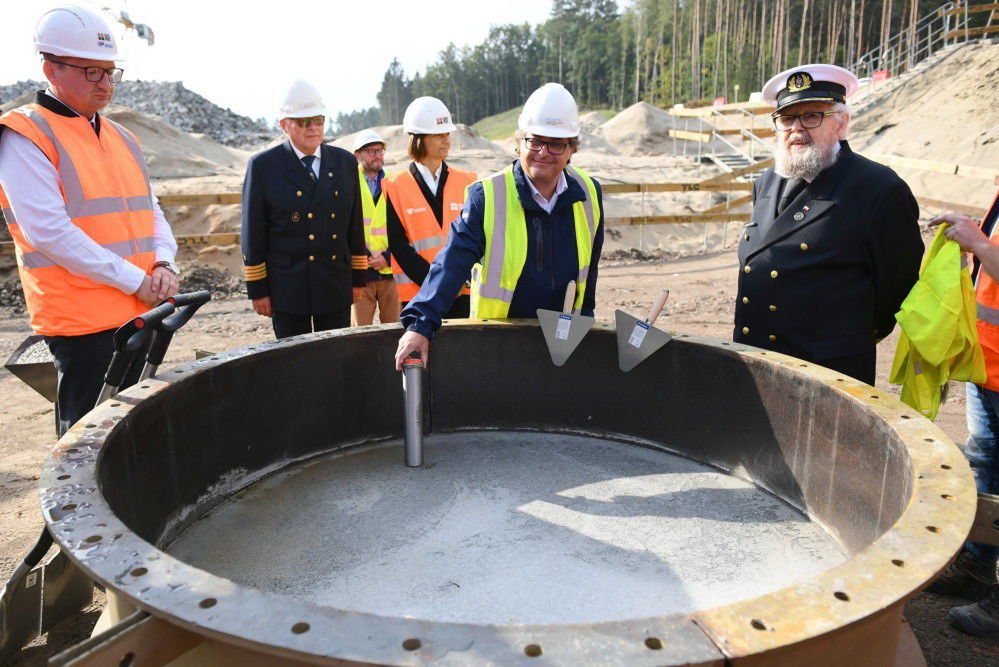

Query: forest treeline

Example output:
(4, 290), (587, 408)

(335, 0), (962, 133)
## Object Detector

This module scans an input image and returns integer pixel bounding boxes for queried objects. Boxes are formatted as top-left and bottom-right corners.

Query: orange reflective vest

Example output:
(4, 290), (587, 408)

(381, 164), (476, 302)
(974, 189), (999, 391)
(0, 103), (155, 336)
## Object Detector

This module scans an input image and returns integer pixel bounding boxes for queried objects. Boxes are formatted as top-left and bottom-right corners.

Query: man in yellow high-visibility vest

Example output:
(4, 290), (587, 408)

(352, 129), (400, 324)
(393, 83), (604, 369)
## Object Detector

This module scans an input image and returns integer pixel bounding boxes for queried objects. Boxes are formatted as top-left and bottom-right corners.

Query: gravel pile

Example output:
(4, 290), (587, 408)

(0, 79), (273, 149)
(180, 266), (245, 299)
(0, 280), (26, 314)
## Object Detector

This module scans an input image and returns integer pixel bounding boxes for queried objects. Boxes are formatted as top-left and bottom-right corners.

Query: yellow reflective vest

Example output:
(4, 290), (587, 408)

(890, 226), (986, 419)
(357, 166), (392, 275)
(470, 165), (600, 318)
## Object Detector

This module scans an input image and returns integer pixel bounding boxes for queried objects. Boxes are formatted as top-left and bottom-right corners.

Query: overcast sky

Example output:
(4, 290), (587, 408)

(3, 0), (560, 121)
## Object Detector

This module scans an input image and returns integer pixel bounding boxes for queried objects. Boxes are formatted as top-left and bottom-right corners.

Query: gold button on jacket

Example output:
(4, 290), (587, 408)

(742, 326), (750, 334)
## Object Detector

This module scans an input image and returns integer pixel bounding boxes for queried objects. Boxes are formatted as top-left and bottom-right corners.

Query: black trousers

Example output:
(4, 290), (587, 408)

(272, 308), (351, 339)
(45, 329), (148, 436)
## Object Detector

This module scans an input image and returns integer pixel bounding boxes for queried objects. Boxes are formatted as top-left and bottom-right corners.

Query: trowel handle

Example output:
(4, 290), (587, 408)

(562, 281), (577, 314)
(646, 288), (671, 326)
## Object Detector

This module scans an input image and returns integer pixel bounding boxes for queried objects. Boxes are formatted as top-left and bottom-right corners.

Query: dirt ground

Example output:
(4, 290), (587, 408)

(1, 248), (997, 665)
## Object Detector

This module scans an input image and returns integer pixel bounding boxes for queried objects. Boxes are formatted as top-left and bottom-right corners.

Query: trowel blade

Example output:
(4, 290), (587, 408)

(537, 309), (595, 366)
(615, 309), (673, 372)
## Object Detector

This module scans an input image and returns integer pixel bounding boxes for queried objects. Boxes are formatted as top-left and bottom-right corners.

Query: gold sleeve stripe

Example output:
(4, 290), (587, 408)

(243, 267), (267, 280)
(244, 262), (266, 270)
(351, 256), (369, 269)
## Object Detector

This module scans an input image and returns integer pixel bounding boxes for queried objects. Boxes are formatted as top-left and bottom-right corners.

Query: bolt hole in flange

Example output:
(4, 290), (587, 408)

(291, 622), (310, 634)
(199, 598), (217, 609)
(402, 638), (421, 651)
(645, 637), (664, 650)
(524, 644), (543, 658)
(751, 619), (768, 631)
(892, 559), (905, 567)
(941, 464), (952, 470)
(926, 526), (940, 533)
(834, 591), (850, 601)
(130, 567), (148, 577)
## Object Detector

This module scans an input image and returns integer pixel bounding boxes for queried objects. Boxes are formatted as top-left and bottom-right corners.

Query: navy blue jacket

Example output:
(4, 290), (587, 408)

(241, 141), (366, 315)
(402, 160), (604, 339)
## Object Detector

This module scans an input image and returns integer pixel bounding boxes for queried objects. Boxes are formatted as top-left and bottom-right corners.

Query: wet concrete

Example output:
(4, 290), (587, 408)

(167, 431), (847, 625)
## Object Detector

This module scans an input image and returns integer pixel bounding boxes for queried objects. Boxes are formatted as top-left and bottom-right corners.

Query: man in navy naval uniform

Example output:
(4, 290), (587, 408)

(735, 64), (923, 384)
(242, 80), (367, 339)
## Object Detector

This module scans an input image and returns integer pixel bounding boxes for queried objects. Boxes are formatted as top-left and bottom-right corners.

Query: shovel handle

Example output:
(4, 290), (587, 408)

(562, 281), (577, 314)
(646, 288), (671, 326)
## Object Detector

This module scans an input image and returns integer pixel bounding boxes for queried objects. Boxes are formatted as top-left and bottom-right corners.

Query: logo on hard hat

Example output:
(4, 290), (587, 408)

(787, 72), (813, 92)
(435, 116), (450, 126)
(540, 115), (564, 126)
(96, 32), (114, 48)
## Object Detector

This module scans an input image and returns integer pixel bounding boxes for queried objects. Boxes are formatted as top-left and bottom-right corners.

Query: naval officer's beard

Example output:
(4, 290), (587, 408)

(775, 133), (840, 181)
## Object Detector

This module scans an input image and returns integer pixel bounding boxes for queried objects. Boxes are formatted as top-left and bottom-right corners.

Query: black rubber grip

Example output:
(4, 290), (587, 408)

(168, 290), (211, 308)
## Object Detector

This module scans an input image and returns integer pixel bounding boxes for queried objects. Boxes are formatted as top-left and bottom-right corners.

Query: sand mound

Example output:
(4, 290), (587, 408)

(850, 41), (999, 208)
(103, 107), (249, 180)
(579, 111), (610, 133)
(595, 102), (681, 155)
(334, 123), (507, 158)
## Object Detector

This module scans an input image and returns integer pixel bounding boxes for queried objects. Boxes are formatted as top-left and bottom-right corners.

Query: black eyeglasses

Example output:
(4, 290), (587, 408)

(524, 136), (572, 156)
(771, 111), (841, 131)
(46, 58), (123, 83)
(292, 116), (325, 128)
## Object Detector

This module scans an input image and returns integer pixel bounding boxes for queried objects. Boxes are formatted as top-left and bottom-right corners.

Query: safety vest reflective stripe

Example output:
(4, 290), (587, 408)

(412, 235), (445, 252)
(14, 108), (154, 218)
(978, 302), (999, 326)
(471, 165), (599, 319)
(20, 236), (157, 269)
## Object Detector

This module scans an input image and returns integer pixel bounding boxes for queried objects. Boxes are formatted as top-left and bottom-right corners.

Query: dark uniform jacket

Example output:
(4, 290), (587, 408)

(735, 140), (923, 384)
(241, 141), (366, 315)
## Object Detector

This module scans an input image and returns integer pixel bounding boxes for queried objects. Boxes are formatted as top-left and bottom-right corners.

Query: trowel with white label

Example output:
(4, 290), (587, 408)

(537, 281), (594, 366)
(615, 288), (672, 372)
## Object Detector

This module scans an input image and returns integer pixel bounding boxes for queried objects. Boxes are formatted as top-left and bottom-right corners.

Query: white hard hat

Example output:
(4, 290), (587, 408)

(279, 79), (326, 119)
(403, 97), (456, 135)
(519, 83), (580, 138)
(34, 4), (122, 61)
(352, 129), (385, 153)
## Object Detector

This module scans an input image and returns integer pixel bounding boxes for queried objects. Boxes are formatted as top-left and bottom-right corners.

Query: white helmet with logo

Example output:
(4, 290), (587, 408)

(519, 83), (580, 138)
(279, 80), (326, 119)
(34, 4), (122, 61)
(403, 97), (456, 135)
(352, 128), (385, 153)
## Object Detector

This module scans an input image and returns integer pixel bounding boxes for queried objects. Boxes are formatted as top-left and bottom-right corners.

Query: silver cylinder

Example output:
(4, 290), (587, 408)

(402, 359), (424, 467)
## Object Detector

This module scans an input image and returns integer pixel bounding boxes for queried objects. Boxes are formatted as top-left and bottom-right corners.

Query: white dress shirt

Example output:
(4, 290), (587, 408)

(525, 171), (569, 214)
(0, 93), (177, 295)
(413, 161), (443, 196)
(290, 142), (321, 180)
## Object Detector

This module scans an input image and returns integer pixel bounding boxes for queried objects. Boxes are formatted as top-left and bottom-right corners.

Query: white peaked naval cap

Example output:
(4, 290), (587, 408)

(35, 4), (123, 61)
(762, 64), (860, 110)
(403, 97), (457, 135)
(280, 80), (326, 119)
(519, 83), (580, 138)
(352, 129), (385, 153)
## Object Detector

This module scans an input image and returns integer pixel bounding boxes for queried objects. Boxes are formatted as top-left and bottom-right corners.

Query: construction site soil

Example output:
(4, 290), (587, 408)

(2, 41), (998, 665)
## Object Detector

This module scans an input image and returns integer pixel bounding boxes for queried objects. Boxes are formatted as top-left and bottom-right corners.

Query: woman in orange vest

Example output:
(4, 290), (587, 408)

(383, 97), (476, 316)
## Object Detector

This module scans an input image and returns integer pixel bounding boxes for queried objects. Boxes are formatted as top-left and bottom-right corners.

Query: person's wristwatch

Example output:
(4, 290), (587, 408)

(153, 260), (181, 277)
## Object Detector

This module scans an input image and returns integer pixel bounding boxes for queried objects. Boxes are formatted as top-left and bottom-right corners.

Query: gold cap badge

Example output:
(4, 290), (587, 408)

(787, 71), (813, 92)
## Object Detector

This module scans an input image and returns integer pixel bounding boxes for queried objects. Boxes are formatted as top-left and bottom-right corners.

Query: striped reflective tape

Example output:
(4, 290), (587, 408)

(20, 236), (156, 269)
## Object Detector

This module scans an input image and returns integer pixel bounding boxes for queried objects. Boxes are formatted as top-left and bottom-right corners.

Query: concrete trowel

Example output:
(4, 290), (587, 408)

(537, 281), (594, 366)
(615, 288), (672, 372)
